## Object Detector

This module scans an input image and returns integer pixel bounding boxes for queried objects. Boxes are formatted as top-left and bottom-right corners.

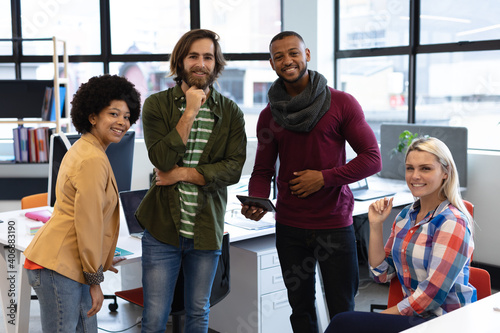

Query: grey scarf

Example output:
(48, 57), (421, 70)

(268, 70), (331, 132)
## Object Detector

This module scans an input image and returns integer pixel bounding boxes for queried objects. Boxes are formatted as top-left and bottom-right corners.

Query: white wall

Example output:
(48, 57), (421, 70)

(282, 0), (335, 85)
(465, 150), (500, 266)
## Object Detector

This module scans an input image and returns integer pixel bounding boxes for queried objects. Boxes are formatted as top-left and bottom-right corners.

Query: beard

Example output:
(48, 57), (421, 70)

(278, 64), (308, 84)
(180, 66), (217, 90)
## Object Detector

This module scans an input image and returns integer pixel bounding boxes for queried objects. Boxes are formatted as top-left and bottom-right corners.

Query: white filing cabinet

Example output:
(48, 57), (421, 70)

(209, 234), (293, 333)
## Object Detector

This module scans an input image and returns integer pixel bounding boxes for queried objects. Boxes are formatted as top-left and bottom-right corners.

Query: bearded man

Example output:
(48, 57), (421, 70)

(135, 29), (246, 333)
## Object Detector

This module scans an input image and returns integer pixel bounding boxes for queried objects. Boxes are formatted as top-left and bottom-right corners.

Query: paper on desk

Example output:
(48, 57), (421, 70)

(225, 211), (275, 230)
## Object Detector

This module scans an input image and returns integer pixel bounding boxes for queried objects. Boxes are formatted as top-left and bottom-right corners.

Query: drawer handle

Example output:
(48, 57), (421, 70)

(274, 299), (289, 310)
(272, 275), (283, 284)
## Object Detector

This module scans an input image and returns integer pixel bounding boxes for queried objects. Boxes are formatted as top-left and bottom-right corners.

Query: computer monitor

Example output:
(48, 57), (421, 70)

(379, 123), (468, 187)
(0, 80), (54, 118)
(48, 131), (135, 207)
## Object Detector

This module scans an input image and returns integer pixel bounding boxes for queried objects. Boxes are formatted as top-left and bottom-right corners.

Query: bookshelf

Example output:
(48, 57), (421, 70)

(0, 37), (71, 198)
(0, 36), (71, 133)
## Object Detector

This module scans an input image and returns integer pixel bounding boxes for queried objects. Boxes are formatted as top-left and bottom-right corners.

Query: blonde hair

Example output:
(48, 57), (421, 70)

(406, 137), (473, 229)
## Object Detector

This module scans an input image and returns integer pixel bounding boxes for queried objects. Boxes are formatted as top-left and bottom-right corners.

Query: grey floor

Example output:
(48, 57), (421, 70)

(0, 263), (390, 333)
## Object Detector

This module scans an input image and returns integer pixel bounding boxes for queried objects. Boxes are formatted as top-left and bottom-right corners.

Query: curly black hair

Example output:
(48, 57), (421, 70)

(71, 74), (141, 134)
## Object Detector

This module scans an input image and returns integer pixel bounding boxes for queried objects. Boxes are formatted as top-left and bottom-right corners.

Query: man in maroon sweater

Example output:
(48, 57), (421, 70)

(241, 31), (382, 332)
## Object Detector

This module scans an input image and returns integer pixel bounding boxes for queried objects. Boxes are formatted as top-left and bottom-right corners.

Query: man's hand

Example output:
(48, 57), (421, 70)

(155, 166), (206, 186)
(87, 284), (103, 317)
(176, 86), (207, 144)
(155, 166), (180, 186)
(288, 170), (324, 198)
(184, 85), (207, 117)
(241, 205), (268, 221)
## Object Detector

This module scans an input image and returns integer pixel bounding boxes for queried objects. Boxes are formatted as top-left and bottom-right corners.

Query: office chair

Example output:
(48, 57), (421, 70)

(21, 192), (48, 209)
(370, 199), (478, 312)
(114, 232), (231, 333)
(372, 265), (492, 312)
(469, 266), (492, 300)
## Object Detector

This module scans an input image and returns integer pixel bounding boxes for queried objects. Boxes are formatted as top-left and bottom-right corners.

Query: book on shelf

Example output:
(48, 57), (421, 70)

(12, 126), (52, 163)
(36, 127), (50, 162)
(12, 127), (21, 163)
(41, 86), (66, 121)
(28, 128), (38, 163)
(19, 127), (29, 163)
(41, 86), (52, 121)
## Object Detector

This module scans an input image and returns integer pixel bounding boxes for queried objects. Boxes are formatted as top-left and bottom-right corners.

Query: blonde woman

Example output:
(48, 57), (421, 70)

(326, 137), (475, 332)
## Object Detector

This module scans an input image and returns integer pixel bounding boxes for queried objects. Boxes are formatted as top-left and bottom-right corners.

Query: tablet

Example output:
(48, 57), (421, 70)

(236, 195), (276, 212)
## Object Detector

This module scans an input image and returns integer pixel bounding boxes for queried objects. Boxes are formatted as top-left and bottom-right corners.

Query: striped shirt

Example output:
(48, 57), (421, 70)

(178, 103), (214, 238)
(370, 200), (475, 318)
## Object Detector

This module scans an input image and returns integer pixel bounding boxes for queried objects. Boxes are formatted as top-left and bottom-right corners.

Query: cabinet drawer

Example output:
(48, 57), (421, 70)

(260, 265), (286, 295)
(260, 251), (280, 269)
(260, 289), (292, 333)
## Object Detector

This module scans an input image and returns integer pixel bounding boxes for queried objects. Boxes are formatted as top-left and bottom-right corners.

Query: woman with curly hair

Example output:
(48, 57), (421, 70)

(23, 74), (141, 332)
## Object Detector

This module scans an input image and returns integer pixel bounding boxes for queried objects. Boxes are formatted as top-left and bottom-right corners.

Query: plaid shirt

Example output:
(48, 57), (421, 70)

(371, 200), (476, 318)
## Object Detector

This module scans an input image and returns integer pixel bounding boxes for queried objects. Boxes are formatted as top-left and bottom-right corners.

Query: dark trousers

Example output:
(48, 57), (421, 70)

(325, 311), (429, 333)
(275, 223), (359, 333)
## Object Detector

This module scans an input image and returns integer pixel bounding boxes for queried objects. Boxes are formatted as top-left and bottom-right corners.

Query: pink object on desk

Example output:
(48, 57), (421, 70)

(25, 209), (52, 223)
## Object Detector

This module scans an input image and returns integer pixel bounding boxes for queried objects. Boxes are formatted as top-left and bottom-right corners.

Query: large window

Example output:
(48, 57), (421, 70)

(109, 0), (190, 55)
(335, 0), (500, 150)
(0, 0), (281, 141)
(20, 0), (101, 55)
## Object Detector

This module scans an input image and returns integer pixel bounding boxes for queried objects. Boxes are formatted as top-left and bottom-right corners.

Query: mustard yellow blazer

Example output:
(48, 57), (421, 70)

(24, 133), (120, 285)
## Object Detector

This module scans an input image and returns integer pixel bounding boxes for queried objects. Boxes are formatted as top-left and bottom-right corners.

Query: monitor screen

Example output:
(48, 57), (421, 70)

(0, 80), (54, 118)
(380, 123), (468, 187)
(48, 131), (135, 207)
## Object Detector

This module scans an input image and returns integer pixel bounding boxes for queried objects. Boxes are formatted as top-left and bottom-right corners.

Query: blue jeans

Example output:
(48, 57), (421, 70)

(275, 223), (359, 333)
(26, 268), (97, 333)
(141, 230), (221, 333)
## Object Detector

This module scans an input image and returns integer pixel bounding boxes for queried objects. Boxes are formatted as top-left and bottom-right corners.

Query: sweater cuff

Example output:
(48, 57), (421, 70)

(83, 265), (104, 285)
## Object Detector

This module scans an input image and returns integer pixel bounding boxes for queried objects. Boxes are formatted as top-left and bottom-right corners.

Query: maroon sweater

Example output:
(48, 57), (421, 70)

(249, 87), (381, 229)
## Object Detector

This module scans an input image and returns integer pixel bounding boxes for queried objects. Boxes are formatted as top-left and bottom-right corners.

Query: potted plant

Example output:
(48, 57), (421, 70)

(390, 130), (426, 157)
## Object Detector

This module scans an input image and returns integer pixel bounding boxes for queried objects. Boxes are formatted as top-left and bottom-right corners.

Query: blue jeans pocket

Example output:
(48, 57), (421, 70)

(26, 269), (41, 288)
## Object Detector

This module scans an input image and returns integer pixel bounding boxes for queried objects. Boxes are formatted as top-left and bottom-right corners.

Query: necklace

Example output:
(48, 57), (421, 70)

(416, 202), (442, 224)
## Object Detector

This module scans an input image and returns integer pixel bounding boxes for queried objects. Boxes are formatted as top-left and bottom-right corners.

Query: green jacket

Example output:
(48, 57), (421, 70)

(135, 84), (247, 250)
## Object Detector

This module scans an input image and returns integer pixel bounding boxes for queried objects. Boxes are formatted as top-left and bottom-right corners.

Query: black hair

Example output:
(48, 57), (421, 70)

(71, 74), (141, 134)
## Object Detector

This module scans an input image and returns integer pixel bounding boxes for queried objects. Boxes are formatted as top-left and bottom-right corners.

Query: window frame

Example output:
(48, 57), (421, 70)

(333, 0), (500, 125)
(1, 0), (271, 78)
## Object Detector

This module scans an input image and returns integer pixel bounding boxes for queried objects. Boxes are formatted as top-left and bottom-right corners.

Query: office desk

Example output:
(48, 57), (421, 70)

(0, 177), (413, 333)
(0, 207), (146, 333)
(0, 207), (279, 333)
(401, 292), (500, 333)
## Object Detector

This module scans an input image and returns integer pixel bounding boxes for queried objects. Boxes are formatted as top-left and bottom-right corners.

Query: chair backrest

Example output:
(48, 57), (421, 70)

(463, 199), (474, 217)
(387, 277), (404, 308)
(21, 192), (48, 209)
(469, 266), (491, 300)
